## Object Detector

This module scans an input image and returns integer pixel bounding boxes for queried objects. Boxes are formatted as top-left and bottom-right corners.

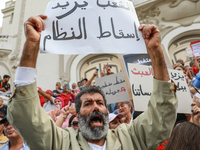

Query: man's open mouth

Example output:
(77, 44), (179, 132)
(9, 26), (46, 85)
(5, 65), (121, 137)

(90, 115), (103, 127)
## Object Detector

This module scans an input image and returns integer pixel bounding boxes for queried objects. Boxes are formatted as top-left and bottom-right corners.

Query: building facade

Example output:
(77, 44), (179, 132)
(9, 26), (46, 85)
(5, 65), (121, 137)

(0, 0), (200, 91)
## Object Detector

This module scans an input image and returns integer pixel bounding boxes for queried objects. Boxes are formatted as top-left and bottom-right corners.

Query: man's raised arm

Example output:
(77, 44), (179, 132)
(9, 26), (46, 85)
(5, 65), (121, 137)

(7, 15), (71, 150)
(122, 25), (177, 149)
(139, 24), (169, 81)
(19, 15), (47, 68)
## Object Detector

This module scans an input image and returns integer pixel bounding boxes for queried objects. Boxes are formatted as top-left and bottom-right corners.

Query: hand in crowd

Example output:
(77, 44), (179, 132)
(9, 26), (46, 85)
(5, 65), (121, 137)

(192, 95), (200, 107)
(191, 96), (200, 126)
(69, 103), (76, 115)
(60, 102), (71, 119)
(186, 69), (193, 81)
(93, 71), (98, 77)
(100, 70), (104, 77)
(193, 55), (200, 71)
(192, 105), (200, 114)
(63, 90), (72, 94)
(55, 105), (61, 116)
(104, 63), (112, 75)
(0, 88), (6, 92)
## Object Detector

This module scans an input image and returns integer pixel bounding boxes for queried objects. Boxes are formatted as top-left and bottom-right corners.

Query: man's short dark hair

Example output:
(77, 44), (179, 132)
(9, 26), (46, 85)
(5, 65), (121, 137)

(3, 75), (10, 79)
(75, 86), (107, 114)
(82, 78), (88, 82)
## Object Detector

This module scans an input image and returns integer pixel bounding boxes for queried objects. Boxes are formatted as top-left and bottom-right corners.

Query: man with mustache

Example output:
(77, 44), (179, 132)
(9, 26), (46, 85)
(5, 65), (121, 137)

(6, 15), (177, 150)
(0, 115), (30, 150)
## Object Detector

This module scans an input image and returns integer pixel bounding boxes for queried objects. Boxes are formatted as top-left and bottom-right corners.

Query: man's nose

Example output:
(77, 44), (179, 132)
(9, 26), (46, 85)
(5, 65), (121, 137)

(6, 124), (12, 129)
(93, 102), (100, 111)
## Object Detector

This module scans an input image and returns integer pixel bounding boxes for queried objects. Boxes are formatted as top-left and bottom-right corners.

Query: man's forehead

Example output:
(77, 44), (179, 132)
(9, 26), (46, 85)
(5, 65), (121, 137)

(80, 93), (104, 101)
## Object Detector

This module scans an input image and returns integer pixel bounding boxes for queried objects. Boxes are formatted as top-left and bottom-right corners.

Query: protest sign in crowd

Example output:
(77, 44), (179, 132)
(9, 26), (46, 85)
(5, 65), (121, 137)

(0, 0), (200, 150)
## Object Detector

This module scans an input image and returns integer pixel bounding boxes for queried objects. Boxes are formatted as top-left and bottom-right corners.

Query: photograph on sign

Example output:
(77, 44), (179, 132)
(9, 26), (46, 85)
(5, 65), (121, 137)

(123, 54), (151, 77)
(95, 72), (129, 104)
(39, 0), (147, 55)
(128, 63), (192, 114)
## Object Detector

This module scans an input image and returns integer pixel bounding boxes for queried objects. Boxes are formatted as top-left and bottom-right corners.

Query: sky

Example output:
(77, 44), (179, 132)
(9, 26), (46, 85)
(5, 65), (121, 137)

(0, 0), (10, 27)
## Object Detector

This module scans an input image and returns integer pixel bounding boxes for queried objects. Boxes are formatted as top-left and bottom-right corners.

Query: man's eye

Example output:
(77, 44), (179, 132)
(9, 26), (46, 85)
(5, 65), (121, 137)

(85, 103), (90, 106)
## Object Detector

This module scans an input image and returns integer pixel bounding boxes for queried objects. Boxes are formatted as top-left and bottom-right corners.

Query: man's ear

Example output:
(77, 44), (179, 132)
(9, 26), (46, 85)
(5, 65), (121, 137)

(76, 113), (79, 120)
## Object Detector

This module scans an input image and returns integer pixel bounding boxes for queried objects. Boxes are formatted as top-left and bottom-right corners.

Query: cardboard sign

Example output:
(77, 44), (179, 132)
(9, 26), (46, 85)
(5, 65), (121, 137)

(95, 72), (129, 104)
(191, 40), (200, 57)
(186, 48), (193, 58)
(128, 63), (192, 114)
(39, 0), (147, 54)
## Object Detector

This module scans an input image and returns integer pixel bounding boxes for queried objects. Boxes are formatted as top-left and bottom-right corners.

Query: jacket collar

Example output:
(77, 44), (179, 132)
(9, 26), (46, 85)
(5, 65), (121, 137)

(106, 129), (122, 150)
(77, 129), (121, 150)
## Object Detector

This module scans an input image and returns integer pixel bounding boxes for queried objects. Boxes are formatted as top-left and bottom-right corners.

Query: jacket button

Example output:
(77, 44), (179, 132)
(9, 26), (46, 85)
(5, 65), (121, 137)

(170, 86), (175, 91)
(20, 89), (26, 95)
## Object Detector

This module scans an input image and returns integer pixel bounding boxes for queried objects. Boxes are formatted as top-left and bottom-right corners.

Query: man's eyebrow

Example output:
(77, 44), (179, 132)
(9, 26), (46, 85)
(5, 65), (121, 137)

(83, 100), (93, 104)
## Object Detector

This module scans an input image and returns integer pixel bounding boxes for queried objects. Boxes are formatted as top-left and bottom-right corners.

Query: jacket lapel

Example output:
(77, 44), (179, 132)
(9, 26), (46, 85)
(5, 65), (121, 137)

(106, 129), (122, 150)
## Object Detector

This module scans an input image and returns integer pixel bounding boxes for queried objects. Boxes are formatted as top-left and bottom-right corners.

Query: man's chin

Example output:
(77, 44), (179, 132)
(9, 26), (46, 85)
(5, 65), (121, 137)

(78, 112), (109, 141)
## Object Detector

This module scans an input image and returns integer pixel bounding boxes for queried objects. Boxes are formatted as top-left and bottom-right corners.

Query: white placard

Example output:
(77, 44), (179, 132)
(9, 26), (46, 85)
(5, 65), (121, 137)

(39, 0), (147, 55)
(186, 48), (193, 57)
(95, 72), (129, 104)
(191, 40), (200, 57)
(128, 63), (192, 114)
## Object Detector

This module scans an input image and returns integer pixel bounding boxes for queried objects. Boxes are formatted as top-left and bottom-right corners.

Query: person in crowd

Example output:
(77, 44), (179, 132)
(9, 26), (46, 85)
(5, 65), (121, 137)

(0, 115), (8, 147)
(83, 71), (98, 88)
(60, 83), (75, 105)
(173, 64), (194, 85)
(38, 89), (55, 112)
(177, 59), (184, 66)
(188, 66), (196, 77)
(37, 87), (46, 107)
(82, 78), (88, 85)
(68, 115), (79, 130)
(47, 97), (76, 129)
(77, 82), (81, 88)
(71, 83), (77, 90)
(0, 75), (11, 96)
(0, 98), (7, 114)
(55, 102), (74, 129)
(117, 101), (133, 124)
(0, 115), (30, 150)
(53, 82), (64, 98)
(192, 55), (200, 75)
(164, 122), (200, 150)
(109, 113), (123, 129)
(7, 15), (178, 150)
(190, 60), (198, 75)
(79, 78), (88, 90)
(73, 89), (80, 97)
(47, 97), (65, 122)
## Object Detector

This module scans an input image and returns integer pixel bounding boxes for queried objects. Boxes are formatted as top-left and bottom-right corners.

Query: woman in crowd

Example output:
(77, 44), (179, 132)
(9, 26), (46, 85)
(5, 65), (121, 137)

(109, 113), (123, 129)
(164, 122), (200, 150)
(47, 97), (65, 122)
(117, 101), (133, 124)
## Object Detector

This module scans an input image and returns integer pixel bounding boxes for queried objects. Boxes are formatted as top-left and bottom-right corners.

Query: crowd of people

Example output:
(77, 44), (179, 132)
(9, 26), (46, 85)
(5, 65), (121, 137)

(0, 14), (199, 150)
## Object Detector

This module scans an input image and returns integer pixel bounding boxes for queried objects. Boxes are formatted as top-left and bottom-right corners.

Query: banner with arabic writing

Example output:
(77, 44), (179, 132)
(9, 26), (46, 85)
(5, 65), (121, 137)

(128, 63), (192, 113)
(95, 72), (129, 104)
(39, 0), (147, 54)
(191, 40), (200, 57)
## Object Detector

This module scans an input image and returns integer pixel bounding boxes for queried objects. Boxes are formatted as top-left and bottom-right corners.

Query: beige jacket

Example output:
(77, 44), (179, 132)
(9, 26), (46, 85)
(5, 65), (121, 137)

(7, 79), (177, 150)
